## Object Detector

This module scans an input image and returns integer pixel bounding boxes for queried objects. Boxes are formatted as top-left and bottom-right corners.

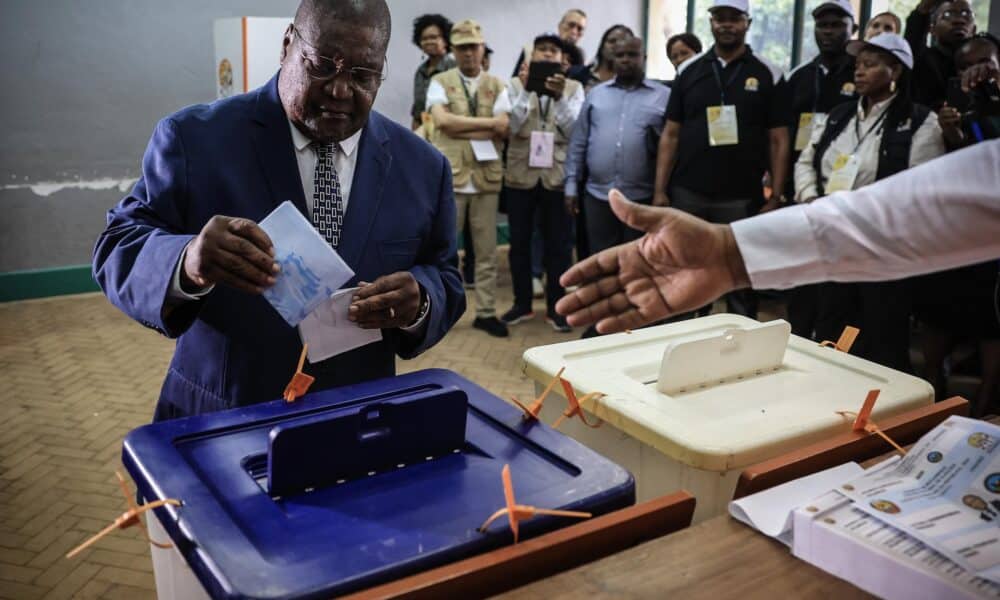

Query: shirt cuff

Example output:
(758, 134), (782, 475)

(168, 243), (215, 302)
(564, 178), (579, 197)
(729, 206), (824, 290)
(399, 294), (431, 337)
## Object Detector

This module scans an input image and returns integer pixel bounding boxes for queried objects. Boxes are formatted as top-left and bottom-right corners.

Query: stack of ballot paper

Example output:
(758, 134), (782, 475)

(259, 201), (382, 363)
(730, 416), (1000, 599)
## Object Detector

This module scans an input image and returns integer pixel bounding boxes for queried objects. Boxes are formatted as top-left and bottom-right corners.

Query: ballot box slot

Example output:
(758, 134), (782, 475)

(265, 386), (469, 496)
(171, 383), (444, 446)
(243, 441), (489, 497)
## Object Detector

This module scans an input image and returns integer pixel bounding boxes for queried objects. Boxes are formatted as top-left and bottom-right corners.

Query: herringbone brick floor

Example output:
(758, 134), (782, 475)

(0, 258), (578, 598)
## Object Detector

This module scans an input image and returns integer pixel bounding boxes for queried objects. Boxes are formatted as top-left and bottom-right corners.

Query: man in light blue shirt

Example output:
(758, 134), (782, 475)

(564, 35), (670, 255)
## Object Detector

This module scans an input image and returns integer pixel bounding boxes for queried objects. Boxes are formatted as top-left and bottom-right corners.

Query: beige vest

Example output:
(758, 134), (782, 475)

(504, 77), (580, 191)
(430, 68), (505, 193)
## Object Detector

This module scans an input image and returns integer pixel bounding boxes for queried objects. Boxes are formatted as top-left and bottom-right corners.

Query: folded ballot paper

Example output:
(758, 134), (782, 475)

(730, 416), (1000, 599)
(259, 201), (354, 326)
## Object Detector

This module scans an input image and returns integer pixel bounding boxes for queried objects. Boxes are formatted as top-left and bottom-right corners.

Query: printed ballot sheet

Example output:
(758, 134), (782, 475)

(259, 201), (354, 326)
(299, 287), (382, 363)
(838, 416), (1000, 583)
(794, 489), (1000, 599)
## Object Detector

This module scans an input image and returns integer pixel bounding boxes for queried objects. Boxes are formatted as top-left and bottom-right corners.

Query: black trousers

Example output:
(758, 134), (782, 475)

(787, 283), (821, 339)
(815, 280), (913, 373)
(670, 186), (759, 319)
(507, 183), (574, 311)
(583, 192), (647, 253)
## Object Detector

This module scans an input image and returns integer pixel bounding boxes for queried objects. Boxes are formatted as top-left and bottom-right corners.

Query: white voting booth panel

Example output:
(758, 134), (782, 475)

(213, 17), (289, 99)
(523, 314), (934, 523)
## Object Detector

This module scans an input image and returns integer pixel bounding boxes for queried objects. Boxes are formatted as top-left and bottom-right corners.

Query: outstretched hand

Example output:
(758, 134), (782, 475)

(555, 189), (750, 334)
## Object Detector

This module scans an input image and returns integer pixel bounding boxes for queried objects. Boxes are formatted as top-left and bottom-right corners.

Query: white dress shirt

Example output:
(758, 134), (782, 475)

(794, 95), (945, 202)
(426, 71), (512, 194)
(732, 140), (1000, 289)
(507, 81), (585, 135)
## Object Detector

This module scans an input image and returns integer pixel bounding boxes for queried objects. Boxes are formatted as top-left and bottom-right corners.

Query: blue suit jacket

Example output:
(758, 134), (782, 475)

(94, 74), (465, 419)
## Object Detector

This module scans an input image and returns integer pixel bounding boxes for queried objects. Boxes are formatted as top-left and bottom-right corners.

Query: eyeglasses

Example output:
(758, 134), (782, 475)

(291, 25), (386, 91)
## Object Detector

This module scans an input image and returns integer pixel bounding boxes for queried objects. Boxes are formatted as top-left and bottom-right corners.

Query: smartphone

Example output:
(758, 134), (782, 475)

(947, 76), (972, 113)
(526, 61), (562, 97)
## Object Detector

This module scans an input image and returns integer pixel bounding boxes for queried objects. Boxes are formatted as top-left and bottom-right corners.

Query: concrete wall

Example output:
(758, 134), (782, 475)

(0, 0), (643, 272)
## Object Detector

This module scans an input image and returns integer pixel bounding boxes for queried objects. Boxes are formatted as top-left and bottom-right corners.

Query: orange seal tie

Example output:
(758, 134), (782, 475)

(283, 344), (315, 403)
(511, 367), (565, 422)
(835, 389), (907, 457)
(477, 464), (591, 543)
(551, 378), (603, 430)
(820, 325), (860, 353)
(66, 470), (182, 559)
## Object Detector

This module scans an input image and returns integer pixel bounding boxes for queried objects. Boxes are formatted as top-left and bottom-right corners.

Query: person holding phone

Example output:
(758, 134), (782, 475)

(502, 33), (585, 331)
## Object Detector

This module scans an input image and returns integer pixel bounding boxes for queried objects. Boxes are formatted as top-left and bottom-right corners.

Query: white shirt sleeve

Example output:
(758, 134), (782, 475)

(493, 87), (512, 116)
(167, 243), (214, 302)
(554, 83), (585, 133)
(909, 111), (946, 168)
(425, 80), (448, 109)
(508, 84), (532, 134)
(731, 140), (1000, 289)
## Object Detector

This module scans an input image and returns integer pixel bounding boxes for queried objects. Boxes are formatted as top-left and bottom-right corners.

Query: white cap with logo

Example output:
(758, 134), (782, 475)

(708, 0), (751, 16)
(846, 32), (914, 69)
(812, 0), (855, 21)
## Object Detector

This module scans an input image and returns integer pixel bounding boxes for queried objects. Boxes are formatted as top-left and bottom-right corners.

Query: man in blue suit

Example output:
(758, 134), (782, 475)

(93, 0), (465, 420)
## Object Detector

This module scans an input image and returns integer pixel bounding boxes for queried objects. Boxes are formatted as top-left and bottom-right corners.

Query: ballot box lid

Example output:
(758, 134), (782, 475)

(123, 369), (633, 599)
(522, 314), (934, 472)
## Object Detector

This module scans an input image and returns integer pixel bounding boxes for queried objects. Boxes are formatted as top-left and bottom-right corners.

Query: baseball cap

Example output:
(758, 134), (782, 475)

(533, 32), (566, 52)
(812, 0), (855, 20)
(846, 32), (914, 69)
(450, 19), (484, 46)
(708, 0), (751, 16)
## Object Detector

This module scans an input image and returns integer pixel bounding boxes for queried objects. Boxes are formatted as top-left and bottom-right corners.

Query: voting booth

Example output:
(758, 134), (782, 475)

(213, 17), (289, 99)
(126, 369), (634, 599)
(522, 314), (934, 523)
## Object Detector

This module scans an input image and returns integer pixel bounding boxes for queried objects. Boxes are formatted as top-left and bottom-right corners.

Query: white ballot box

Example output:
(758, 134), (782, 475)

(522, 314), (933, 523)
(213, 17), (290, 99)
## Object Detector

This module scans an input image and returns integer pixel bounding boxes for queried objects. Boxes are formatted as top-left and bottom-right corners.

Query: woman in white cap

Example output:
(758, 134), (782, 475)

(794, 32), (945, 373)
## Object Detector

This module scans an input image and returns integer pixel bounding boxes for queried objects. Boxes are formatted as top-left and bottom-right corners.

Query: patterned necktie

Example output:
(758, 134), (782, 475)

(312, 142), (345, 248)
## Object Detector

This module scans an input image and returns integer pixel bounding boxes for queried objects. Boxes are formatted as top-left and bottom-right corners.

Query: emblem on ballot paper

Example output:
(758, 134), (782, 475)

(926, 451), (943, 463)
(968, 432), (998, 451)
(744, 76), (759, 92)
(985, 473), (1000, 493)
(870, 499), (901, 514)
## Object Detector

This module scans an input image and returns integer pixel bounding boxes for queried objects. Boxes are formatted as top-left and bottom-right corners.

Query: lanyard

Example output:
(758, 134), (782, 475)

(711, 59), (744, 105)
(538, 96), (552, 130)
(812, 65), (823, 113)
(461, 77), (478, 115)
(851, 106), (889, 154)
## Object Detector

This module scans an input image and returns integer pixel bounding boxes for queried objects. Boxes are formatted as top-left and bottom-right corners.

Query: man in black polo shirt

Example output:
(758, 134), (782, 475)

(653, 0), (789, 318)
(782, 0), (858, 338)
(905, 0), (977, 110)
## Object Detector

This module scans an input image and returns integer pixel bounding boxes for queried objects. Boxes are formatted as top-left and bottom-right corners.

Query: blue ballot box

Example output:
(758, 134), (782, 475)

(124, 369), (634, 599)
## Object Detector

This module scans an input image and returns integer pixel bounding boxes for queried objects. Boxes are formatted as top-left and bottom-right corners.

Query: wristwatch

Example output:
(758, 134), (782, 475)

(408, 287), (429, 327)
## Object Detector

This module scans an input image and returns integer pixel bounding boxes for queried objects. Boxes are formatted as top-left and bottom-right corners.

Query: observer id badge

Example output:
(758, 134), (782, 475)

(707, 105), (739, 146)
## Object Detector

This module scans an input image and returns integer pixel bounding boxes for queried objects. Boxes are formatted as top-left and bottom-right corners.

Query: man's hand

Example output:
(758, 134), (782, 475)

(652, 190), (670, 207)
(962, 62), (999, 93)
(182, 216), (277, 295)
(556, 189), (750, 334)
(758, 197), (782, 214)
(349, 272), (422, 329)
(564, 194), (579, 216)
(544, 73), (567, 100)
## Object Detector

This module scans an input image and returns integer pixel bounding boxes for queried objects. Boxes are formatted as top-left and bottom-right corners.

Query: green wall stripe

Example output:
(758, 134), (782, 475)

(0, 265), (99, 303)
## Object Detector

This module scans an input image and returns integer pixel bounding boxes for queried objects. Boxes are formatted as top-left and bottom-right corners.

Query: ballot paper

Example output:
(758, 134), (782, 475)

(299, 287), (382, 363)
(793, 489), (1000, 599)
(259, 201), (354, 326)
(837, 416), (1000, 584)
(470, 139), (500, 162)
(728, 461), (865, 547)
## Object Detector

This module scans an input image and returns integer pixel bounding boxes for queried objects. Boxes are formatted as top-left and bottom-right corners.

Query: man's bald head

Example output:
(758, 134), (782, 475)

(295, 0), (392, 50)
